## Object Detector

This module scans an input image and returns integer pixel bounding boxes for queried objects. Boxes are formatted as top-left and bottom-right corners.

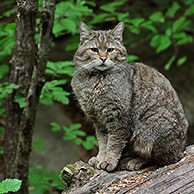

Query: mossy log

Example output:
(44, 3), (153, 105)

(61, 145), (194, 194)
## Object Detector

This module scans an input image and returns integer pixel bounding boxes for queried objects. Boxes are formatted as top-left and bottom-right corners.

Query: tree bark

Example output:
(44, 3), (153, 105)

(61, 145), (194, 194)
(3, 0), (56, 193)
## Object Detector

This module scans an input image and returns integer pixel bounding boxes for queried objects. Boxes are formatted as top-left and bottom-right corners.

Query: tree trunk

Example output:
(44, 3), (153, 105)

(3, 0), (56, 193)
(61, 145), (194, 194)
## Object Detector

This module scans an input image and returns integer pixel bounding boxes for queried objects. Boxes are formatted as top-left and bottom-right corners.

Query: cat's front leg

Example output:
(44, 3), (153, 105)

(88, 124), (108, 168)
(98, 124), (130, 172)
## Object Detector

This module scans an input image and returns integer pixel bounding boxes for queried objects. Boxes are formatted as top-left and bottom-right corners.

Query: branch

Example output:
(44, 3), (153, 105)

(37, 0), (56, 78)
(61, 145), (194, 194)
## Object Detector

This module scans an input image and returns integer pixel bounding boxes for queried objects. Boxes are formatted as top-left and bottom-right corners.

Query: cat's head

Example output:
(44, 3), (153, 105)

(74, 22), (127, 71)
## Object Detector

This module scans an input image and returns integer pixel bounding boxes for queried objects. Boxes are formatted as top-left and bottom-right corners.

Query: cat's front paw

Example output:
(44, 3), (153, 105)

(88, 156), (100, 167)
(97, 160), (118, 172)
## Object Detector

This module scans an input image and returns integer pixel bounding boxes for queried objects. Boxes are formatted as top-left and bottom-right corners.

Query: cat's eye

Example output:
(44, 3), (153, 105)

(107, 48), (114, 53)
(91, 48), (99, 53)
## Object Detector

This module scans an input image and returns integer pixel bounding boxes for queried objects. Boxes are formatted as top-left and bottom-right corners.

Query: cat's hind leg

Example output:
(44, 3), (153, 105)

(126, 157), (149, 171)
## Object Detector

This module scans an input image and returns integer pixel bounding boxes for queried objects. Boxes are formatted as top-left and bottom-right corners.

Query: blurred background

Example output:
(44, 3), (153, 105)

(0, 0), (194, 193)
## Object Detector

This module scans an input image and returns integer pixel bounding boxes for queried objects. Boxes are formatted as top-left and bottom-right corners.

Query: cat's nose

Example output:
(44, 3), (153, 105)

(100, 56), (107, 62)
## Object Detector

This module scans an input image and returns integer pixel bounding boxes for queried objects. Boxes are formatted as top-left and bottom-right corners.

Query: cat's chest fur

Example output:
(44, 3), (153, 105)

(72, 69), (131, 121)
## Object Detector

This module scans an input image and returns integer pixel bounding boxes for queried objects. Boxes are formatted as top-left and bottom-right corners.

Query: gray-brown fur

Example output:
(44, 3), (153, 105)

(71, 22), (188, 171)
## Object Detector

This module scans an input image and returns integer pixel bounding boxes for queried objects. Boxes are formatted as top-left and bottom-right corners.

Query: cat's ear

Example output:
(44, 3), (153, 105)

(110, 22), (124, 41)
(79, 21), (93, 42)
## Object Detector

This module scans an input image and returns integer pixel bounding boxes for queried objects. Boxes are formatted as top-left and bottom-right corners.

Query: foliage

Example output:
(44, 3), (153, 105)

(0, 179), (22, 194)
(32, 140), (45, 152)
(46, 61), (74, 77)
(40, 80), (70, 105)
(51, 122), (98, 150)
(29, 168), (63, 194)
(0, 22), (15, 61)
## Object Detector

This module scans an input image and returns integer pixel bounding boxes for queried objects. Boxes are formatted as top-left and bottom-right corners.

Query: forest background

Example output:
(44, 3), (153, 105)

(0, 0), (194, 193)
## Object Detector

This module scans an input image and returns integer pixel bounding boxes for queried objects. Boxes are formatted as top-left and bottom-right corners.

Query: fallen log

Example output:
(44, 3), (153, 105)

(61, 145), (194, 194)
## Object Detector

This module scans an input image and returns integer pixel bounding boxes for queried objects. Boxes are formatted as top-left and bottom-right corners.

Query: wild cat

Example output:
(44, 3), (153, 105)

(71, 21), (188, 171)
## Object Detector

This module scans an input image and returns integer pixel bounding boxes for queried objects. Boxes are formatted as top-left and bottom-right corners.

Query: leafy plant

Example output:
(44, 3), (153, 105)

(51, 122), (98, 150)
(0, 179), (22, 194)
(46, 61), (74, 77)
(53, 0), (92, 36)
(40, 80), (70, 105)
(32, 140), (45, 152)
(122, 1), (194, 69)
(29, 168), (63, 194)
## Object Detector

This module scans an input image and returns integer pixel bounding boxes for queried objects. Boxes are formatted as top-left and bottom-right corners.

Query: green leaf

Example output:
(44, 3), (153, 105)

(86, 136), (98, 146)
(117, 13), (129, 21)
(73, 138), (83, 145)
(173, 32), (193, 45)
(100, 0), (125, 13)
(69, 123), (82, 130)
(86, 1), (96, 7)
(165, 28), (172, 37)
(0, 179), (22, 193)
(63, 123), (82, 132)
(0, 8), (16, 18)
(165, 55), (176, 70)
(0, 146), (3, 155)
(149, 11), (164, 22)
(53, 22), (65, 37)
(53, 93), (69, 104)
(90, 13), (109, 24)
(165, 2), (180, 18)
(0, 83), (19, 99)
(150, 35), (162, 48)
(172, 17), (189, 32)
(50, 122), (61, 132)
(177, 35), (193, 45)
(46, 61), (74, 76)
(14, 94), (25, 108)
(82, 136), (98, 150)
(5, 23), (16, 31)
(0, 65), (9, 79)
(7, 83), (20, 89)
(128, 25), (140, 34)
(177, 56), (187, 66)
(73, 130), (86, 136)
(151, 34), (172, 53)
(127, 55), (139, 62)
(184, 4), (194, 16)
(32, 140), (45, 151)
(40, 92), (53, 105)
(65, 42), (79, 51)
(82, 141), (94, 150)
(0, 126), (4, 136)
(40, 80), (69, 105)
(29, 168), (63, 192)
(156, 35), (171, 53)
(183, 0), (194, 6)
(61, 18), (77, 34)
(125, 18), (145, 26)
(63, 133), (75, 141)
(141, 21), (158, 33)
(0, 108), (5, 115)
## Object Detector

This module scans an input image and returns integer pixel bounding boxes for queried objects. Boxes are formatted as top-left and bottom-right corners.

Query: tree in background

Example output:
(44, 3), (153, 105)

(3, 0), (56, 193)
